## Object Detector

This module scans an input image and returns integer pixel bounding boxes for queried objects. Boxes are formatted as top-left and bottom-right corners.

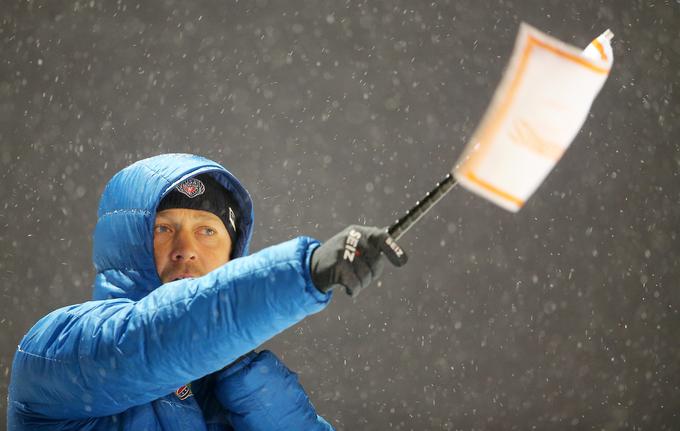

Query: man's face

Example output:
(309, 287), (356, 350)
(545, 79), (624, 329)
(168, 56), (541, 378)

(153, 208), (233, 284)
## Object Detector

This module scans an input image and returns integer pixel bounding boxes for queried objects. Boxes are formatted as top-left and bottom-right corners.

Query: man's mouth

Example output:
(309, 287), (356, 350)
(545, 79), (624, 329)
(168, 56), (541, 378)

(172, 273), (195, 282)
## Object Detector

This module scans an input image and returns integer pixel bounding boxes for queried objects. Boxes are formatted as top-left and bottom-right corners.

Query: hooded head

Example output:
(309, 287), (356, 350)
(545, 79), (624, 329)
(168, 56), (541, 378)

(91, 154), (254, 300)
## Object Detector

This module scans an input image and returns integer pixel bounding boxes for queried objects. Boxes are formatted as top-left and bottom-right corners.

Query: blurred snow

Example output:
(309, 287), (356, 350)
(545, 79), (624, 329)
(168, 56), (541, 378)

(1, 1), (679, 429)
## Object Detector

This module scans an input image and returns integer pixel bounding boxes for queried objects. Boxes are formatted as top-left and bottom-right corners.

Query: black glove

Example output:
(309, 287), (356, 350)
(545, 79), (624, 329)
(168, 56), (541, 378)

(310, 225), (408, 297)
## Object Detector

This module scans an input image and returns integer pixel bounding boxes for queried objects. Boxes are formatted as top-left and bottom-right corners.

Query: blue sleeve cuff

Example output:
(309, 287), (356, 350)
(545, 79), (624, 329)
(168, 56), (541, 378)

(300, 237), (333, 305)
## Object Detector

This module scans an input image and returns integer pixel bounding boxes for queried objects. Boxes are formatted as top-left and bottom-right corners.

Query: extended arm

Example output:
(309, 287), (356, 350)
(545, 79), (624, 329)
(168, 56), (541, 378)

(10, 237), (329, 420)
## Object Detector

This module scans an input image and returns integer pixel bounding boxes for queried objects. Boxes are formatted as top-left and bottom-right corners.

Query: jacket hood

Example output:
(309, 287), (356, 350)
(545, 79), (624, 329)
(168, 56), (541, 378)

(92, 153), (254, 300)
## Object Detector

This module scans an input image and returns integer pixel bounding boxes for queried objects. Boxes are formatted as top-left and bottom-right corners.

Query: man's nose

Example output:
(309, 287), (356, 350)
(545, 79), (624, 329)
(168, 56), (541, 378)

(171, 230), (198, 261)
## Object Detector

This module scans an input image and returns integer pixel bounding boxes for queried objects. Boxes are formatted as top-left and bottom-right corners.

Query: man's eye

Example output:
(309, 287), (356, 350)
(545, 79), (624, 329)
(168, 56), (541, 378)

(155, 225), (171, 233)
(200, 227), (216, 236)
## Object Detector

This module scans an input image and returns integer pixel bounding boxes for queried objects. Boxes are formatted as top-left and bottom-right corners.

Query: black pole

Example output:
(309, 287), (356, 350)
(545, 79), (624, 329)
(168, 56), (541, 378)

(387, 173), (458, 241)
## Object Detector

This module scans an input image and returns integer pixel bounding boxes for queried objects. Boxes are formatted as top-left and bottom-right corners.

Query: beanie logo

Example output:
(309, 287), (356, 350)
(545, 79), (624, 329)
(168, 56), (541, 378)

(176, 178), (205, 199)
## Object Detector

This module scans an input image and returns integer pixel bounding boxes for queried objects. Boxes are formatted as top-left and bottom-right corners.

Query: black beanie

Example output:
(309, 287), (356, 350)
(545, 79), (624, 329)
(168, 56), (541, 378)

(157, 173), (239, 244)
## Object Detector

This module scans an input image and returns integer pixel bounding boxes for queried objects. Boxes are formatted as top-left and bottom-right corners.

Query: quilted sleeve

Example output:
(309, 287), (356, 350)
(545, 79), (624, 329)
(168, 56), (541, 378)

(8, 237), (331, 420)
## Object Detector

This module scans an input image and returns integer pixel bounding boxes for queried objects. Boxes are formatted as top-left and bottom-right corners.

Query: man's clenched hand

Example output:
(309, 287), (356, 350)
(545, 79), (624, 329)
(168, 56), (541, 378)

(310, 225), (408, 297)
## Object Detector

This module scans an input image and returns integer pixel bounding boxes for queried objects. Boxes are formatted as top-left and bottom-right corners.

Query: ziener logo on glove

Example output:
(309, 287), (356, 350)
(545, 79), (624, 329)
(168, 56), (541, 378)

(343, 229), (362, 262)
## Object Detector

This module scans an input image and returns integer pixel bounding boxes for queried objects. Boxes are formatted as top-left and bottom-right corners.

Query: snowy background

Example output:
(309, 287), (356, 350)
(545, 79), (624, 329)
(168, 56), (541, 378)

(2, 1), (679, 429)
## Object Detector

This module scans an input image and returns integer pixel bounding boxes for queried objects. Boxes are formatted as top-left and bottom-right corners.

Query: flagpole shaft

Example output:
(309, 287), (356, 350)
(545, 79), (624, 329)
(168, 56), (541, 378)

(387, 173), (458, 241)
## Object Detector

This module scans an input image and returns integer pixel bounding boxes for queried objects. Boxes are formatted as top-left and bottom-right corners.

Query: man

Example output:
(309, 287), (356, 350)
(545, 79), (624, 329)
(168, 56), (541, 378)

(7, 153), (407, 430)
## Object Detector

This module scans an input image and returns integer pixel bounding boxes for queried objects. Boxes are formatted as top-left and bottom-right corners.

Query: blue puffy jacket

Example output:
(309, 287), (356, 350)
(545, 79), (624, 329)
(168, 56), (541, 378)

(8, 154), (335, 430)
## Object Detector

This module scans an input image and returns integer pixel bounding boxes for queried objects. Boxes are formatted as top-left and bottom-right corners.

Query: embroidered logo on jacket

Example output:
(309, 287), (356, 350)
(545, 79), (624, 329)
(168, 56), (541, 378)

(175, 384), (193, 400)
(175, 178), (205, 198)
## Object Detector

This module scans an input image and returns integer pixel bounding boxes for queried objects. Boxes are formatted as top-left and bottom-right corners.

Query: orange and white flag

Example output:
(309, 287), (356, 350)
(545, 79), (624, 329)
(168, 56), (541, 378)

(453, 23), (614, 212)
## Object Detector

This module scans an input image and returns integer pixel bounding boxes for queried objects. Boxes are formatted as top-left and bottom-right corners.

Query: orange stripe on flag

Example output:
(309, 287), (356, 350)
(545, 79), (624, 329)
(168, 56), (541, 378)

(592, 39), (608, 61)
(530, 36), (610, 75)
(465, 171), (525, 207)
